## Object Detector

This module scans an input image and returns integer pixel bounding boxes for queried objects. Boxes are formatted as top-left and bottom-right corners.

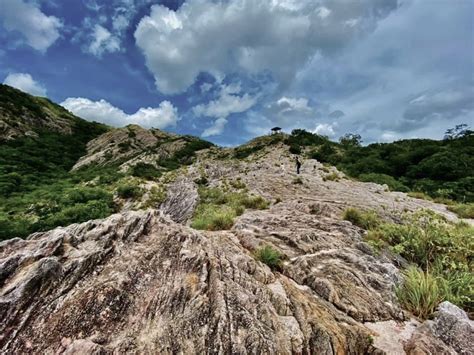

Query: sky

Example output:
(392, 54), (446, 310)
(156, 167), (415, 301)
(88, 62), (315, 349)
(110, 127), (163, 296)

(1, 0), (473, 146)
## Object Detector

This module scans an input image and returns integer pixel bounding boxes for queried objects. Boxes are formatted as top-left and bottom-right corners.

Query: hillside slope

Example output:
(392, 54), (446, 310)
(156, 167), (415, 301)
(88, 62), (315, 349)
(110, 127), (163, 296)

(1, 141), (472, 353)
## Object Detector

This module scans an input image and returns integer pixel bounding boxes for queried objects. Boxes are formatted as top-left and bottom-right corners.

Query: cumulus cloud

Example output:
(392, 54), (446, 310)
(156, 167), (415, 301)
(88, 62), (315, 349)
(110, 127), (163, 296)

(3, 73), (47, 96)
(313, 123), (337, 137)
(134, 0), (397, 94)
(61, 97), (179, 129)
(0, 0), (62, 51)
(76, 0), (153, 57)
(193, 83), (258, 137)
(87, 24), (121, 56)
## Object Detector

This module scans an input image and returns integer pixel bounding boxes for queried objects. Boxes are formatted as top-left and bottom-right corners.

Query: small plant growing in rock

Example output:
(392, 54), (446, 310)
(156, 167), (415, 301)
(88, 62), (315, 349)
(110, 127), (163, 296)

(230, 178), (246, 190)
(255, 245), (283, 271)
(343, 208), (380, 230)
(293, 177), (303, 185)
(191, 206), (235, 231)
(323, 172), (339, 182)
(396, 266), (446, 319)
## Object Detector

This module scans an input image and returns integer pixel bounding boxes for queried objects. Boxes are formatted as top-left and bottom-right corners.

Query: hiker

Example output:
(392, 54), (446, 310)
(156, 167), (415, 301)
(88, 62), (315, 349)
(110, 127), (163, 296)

(295, 157), (301, 174)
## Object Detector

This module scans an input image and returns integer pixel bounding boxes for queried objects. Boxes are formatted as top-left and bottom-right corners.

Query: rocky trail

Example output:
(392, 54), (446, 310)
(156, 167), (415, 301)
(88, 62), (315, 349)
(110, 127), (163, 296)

(1, 143), (472, 354)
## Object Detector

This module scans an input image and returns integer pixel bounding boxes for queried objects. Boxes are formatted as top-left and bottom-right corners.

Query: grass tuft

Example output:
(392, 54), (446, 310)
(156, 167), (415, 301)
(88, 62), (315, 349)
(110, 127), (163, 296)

(255, 245), (283, 270)
(447, 203), (474, 219)
(343, 208), (380, 230)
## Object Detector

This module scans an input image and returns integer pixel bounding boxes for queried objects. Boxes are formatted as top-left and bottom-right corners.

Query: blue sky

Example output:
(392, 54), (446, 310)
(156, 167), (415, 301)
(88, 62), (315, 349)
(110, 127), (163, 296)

(1, 0), (473, 146)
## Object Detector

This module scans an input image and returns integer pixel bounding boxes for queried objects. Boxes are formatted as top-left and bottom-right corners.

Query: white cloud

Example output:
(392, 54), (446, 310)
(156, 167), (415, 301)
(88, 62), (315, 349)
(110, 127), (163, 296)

(275, 97), (312, 115)
(201, 118), (228, 138)
(134, 0), (397, 94)
(61, 97), (179, 129)
(87, 24), (121, 57)
(0, 0), (62, 51)
(313, 123), (336, 137)
(193, 82), (258, 136)
(3, 73), (47, 96)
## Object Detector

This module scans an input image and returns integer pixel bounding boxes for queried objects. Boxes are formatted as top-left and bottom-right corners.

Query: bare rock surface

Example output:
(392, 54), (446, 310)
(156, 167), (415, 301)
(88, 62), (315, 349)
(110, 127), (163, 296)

(72, 125), (182, 171)
(0, 142), (467, 353)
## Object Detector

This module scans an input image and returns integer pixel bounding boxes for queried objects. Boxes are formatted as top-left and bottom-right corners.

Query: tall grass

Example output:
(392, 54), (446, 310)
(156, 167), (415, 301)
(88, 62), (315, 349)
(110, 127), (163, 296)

(343, 208), (380, 230)
(191, 187), (268, 231)
(362, 209), (473, 317)
(396, 266), (446, 319)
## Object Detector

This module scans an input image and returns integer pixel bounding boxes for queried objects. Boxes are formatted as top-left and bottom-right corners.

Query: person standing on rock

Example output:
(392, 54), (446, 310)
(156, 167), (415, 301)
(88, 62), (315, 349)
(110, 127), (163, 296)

(295, 157), (302, 174)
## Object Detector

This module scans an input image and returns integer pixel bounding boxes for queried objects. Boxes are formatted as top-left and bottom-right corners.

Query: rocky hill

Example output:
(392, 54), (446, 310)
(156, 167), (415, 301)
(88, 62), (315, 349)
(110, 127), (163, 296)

(0, 91), (473, 353)
(0, 84), (85, 141)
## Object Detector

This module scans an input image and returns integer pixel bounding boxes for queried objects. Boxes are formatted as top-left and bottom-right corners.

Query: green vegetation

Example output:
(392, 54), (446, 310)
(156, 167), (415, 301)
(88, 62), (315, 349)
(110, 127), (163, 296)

(130, 163), (161, 179)
(191, 187), (268, 230)
(156, 137), (214, 170)
(284, 128), (473, 202)
(346, 207), (473, 317)
(396, 266), (447, 319)
(0, 85), (215, 240)
(0, 87), (113, 240)
(233, 134), (283, 159)
(116, 181), (143, 199)
(447, 203), (474, 219)
(343, 208), (380, 230)
(323, 172), (340, 182)
(254, 245), (283, 270)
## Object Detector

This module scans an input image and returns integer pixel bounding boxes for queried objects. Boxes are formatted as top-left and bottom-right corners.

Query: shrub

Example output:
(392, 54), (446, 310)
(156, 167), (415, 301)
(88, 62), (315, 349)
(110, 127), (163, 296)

(117, 182), (143, 199)
(131, 163), (161, 179)
(230, 178), (246, 190)
(447, 203), (474, 219)
(289, 144), (302, 155)
(191, 205), (235, 231)
(242, 195), (269, 210)
(323, 172), (339, 182)
(143, 186), (166, 208)
(191, 187), (268, 230)
(366, 210), (473, 313)
(396, 266), (446, 319)
(343, 208), (380, 230)
(255, 245), (283, 270)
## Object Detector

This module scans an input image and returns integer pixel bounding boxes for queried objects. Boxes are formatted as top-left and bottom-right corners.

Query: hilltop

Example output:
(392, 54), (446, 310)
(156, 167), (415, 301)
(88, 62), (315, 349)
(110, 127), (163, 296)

(0, 89), (473, 353)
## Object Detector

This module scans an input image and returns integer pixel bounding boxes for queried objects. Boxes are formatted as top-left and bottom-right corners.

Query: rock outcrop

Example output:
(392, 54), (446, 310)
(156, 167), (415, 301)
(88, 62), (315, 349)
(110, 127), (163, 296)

(404, 302), (474, 354)
(0, 84), (78, 141)
(0, 141), (469, 353)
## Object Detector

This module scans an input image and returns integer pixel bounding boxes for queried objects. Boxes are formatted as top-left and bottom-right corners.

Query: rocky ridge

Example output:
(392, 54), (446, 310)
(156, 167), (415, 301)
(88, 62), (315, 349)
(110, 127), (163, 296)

(0, 85), (79, 141)
(1, 139), (472, 353)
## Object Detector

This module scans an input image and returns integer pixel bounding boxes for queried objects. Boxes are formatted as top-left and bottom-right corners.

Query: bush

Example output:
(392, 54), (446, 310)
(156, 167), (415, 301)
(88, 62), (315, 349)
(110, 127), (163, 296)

(289, 144), (301, 155)
(396, 267), (446, 319)
(447, 203), (474, 219)
(43, 200), (113, 228)
(191, 205), (235, 231)
(365, 210), (473, 314)
(130, 163), (161, 179)
(343, 208), (380, 230)
(255, 245), (283, 270)
(117, 182), (143, 199)
(323, 172), (339, 182)
(191, 187), (268, 230)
